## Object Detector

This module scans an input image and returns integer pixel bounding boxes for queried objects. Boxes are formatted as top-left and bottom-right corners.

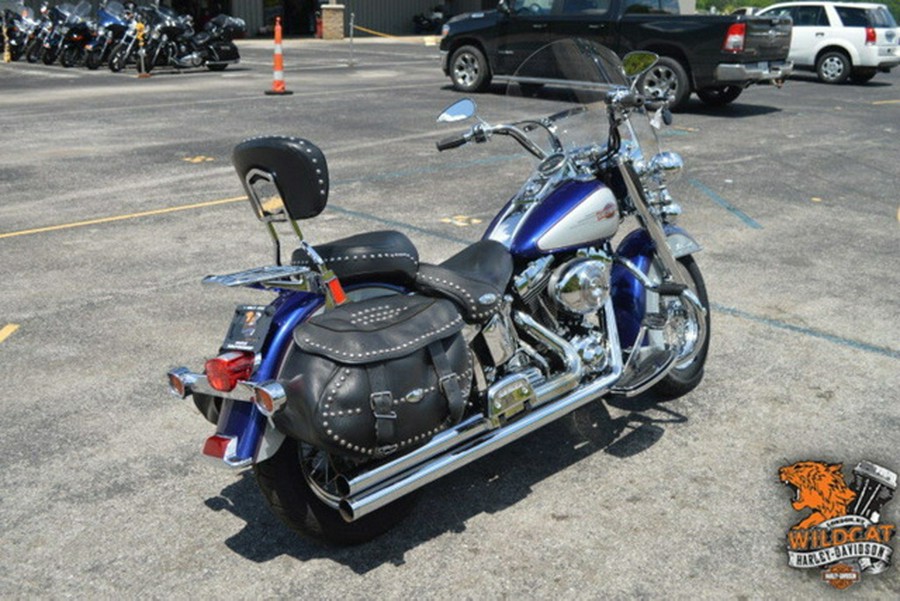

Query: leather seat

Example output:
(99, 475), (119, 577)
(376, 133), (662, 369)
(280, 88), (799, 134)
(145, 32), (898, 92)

(415, 240), (514, 324)
(291, 230), (418, 286)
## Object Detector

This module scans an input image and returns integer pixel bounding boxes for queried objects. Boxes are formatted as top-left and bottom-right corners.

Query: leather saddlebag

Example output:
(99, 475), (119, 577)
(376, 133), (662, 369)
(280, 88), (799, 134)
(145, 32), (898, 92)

(273, 294), (472, 459)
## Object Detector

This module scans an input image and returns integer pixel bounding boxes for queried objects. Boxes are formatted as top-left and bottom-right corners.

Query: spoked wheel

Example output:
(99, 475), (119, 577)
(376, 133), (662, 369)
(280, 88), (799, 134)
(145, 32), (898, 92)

(648, 256), (711, 398)
(108, 44), (128, 72)
(25, 40), (43, 63)
(254, 438), (416, 545)
(59, 45), (81, 68)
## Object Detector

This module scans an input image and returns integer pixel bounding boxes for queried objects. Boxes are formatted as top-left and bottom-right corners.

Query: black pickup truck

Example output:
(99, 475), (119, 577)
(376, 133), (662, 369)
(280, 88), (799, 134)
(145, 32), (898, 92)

(439, 0), (794, 109)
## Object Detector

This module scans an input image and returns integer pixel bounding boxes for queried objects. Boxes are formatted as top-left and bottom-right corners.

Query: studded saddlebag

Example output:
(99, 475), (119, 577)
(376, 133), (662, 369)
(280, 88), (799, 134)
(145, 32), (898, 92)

(273, 294), (473, 459)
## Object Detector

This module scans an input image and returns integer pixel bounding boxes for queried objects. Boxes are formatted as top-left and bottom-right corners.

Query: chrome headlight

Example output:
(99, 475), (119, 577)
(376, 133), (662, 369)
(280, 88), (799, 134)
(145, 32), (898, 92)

(649, 151), (684, 182)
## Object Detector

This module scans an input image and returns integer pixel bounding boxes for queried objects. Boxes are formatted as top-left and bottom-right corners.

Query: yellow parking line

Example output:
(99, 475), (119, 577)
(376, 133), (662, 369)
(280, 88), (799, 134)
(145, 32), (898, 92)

(0, 196), (246, 240)
(0, 324), (20, 343)
(872, 99), (900, 105)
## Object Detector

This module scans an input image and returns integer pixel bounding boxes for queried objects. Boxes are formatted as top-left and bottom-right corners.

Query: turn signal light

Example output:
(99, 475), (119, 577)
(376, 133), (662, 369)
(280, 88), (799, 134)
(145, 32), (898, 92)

(722, 23), (746, 53)
(205, 351), (254, 392)
(252, 382), (287, 417)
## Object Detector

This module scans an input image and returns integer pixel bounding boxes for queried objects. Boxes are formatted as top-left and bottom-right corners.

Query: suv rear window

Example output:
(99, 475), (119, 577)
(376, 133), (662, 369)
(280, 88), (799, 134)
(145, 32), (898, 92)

(869, 6), (898, 27)
(834, 6), (869, 27)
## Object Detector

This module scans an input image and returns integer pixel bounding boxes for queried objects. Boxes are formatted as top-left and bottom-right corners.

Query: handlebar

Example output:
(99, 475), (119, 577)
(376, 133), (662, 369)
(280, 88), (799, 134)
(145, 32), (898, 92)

(436, 134), (469, 152)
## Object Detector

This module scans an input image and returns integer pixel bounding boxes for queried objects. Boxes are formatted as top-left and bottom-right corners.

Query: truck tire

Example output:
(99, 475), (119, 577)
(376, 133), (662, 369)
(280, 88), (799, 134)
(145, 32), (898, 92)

(696, 85), (742, 107)
(449, 45), (491, 93)
(639, 56), (690, 112)
(816, 50), (850, 84)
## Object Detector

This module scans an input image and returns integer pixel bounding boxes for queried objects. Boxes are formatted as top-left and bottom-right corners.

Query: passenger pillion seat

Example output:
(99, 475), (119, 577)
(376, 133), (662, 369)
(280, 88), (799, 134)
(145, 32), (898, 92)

(415, 240), (513, 324)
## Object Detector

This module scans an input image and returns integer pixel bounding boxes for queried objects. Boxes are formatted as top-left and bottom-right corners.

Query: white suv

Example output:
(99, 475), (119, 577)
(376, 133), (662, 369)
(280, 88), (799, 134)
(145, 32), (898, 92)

(758, 2), (899, 83)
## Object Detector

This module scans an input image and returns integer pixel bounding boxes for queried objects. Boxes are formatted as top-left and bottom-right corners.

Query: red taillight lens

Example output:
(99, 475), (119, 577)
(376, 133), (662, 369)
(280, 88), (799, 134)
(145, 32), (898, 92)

(723, 23), (746, 53)
(205, 351), (254, 392)
(865, 27), (876, 45)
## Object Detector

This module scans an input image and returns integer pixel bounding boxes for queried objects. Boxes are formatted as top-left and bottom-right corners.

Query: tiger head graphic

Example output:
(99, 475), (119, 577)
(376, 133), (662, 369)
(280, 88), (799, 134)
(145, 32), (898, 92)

(780, 461), (857, 530)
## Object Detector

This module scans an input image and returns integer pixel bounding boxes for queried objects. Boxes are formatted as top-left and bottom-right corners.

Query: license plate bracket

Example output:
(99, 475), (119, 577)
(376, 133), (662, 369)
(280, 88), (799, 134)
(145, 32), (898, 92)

(220, 305), (274, 353)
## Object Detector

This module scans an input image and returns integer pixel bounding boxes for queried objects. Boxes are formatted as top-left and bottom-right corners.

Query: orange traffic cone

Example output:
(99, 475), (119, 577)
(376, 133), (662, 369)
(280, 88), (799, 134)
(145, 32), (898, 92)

(265, 17), (293, 95)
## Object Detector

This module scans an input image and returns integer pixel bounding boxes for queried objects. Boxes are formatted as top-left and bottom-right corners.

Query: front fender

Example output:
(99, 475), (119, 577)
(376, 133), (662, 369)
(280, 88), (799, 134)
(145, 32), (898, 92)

(611, 226), (702, 349)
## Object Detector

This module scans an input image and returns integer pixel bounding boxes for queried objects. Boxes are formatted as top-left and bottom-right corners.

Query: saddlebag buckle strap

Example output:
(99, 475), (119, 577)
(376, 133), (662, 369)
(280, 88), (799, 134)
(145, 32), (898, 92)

(428, 341), (464, 422)
(367, 363), (397, 453)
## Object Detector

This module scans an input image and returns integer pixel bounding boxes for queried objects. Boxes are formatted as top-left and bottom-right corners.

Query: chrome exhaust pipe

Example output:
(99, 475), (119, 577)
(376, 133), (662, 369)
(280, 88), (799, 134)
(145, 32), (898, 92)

(340, 362), (622, 522)
(337, 308), (586, 499)
(338, 303), (622, 522)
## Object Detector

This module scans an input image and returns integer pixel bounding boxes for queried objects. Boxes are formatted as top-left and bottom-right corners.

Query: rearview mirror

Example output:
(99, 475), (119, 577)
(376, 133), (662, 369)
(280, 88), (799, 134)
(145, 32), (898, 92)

(622, 51), (658, 79)
(437, 98), (477, 123)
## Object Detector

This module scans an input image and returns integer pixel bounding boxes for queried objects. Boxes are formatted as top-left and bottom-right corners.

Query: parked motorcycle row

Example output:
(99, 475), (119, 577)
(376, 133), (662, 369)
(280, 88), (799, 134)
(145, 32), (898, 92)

(1, 0), (244, 72)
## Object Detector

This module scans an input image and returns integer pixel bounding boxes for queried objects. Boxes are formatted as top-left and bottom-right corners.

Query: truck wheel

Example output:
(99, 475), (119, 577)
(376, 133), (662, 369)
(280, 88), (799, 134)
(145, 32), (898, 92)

(449, 45), (491, 93)
(639, 56), (690, 112)
(816, 50), (850, 84)
(696, 85), (742, 107)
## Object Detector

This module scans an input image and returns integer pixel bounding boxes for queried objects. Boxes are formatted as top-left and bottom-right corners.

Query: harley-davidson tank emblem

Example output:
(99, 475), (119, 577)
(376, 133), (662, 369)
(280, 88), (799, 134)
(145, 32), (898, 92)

(779, 460), (896, 590)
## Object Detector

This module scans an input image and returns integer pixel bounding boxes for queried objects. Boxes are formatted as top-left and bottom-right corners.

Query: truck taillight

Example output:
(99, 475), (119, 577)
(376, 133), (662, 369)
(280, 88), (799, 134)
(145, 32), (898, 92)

(205, 351), (254, 392)
(723, 23), (746, 53)
(865, 26), (876, 45)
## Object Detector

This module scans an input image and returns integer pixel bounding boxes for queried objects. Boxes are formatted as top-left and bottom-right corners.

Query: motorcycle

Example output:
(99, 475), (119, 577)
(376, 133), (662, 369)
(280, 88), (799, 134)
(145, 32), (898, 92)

(1, 1), (31, 61)
(58, 0), (94, 67)
(167, 39), (710, 545)
(22, 1), (51, 63)
(140, 6), (242, 73)
(84, 0), (128, 70)
(107, 4), (144, 72)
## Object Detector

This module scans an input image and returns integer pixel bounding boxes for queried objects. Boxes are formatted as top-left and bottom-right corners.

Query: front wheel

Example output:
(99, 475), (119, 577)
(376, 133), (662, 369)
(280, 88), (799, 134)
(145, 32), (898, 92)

(638, 56), (691, 112)
(650, 256), (710, 398)
(254, 438), (415, 545)
(59, 45), (81, 68)
(449, 44), (491, 93)
(109, 44), (128, 72)
(85, 49), (103, 70)
(696, 85), (742, 107)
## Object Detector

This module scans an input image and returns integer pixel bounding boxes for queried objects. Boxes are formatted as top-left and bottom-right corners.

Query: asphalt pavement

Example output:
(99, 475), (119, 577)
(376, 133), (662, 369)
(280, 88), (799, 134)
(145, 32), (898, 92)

(0, 37), (898, 598)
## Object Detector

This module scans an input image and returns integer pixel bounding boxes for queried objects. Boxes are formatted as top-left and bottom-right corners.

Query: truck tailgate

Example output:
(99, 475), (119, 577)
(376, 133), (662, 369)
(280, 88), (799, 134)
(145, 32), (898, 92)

(743, 15), (793, 61)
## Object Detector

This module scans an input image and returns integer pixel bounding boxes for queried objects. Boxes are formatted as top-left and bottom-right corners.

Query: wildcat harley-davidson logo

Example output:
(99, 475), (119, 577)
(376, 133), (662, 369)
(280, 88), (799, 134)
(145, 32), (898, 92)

(779, 460), (897, 590)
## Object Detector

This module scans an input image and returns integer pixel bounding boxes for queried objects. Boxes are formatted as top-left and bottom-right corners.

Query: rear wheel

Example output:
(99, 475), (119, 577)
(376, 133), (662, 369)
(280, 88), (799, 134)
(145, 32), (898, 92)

(254, 438), (415, 545)
(206, 63), (228, 71)
(696, 85), (743, 107)
(816, 50), (850, 84)
(649, 256), (710, 398)
(639, 56), (691, 112)
(449, 44), (491, 93)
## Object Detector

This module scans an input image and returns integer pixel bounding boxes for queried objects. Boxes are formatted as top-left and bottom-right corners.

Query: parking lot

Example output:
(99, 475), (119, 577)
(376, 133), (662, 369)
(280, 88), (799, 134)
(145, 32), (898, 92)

(1, 38), (898, 597)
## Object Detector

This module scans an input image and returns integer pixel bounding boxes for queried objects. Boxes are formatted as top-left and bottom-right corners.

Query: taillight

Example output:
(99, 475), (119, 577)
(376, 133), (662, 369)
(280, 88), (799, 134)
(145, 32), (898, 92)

(205, 351), (254, 392)
(865, 27), (876, 45)
(723, 23), (746, 53)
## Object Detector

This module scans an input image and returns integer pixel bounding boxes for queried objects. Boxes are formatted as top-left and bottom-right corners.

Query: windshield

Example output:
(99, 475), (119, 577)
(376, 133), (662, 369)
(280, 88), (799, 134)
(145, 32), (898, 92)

(505, 39), (630, 155)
